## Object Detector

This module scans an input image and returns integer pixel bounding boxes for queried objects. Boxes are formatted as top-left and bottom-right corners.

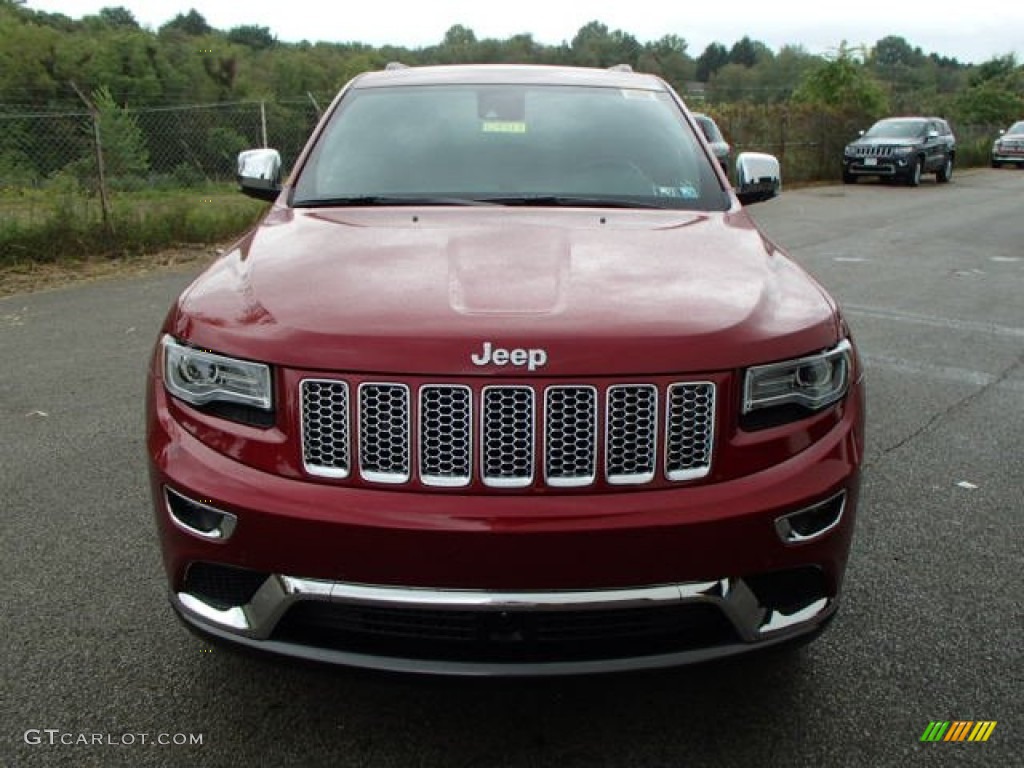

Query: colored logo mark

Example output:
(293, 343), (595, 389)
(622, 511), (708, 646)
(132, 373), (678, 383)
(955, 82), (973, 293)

(920, 721), (997, 742)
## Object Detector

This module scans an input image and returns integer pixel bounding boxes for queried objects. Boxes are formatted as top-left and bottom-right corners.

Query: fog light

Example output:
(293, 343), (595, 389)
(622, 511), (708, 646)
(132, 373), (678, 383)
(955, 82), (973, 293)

(182, 562), (268, 609)
(774, 491), (846, 544)
(165, 487), (237, 541)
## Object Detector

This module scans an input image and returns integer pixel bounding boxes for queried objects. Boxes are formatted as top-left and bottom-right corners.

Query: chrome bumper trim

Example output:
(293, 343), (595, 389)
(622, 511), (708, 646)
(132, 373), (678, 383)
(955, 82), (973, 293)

(173, 572), (836, 673)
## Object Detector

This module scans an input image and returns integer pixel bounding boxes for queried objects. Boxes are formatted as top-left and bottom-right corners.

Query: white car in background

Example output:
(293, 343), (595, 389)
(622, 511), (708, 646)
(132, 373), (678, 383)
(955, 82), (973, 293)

(991, 121), (1024, 168)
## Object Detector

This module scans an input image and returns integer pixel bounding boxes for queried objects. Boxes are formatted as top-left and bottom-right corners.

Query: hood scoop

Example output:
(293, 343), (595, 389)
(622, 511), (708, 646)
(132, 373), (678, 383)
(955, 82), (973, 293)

(448, 228), (569, 315)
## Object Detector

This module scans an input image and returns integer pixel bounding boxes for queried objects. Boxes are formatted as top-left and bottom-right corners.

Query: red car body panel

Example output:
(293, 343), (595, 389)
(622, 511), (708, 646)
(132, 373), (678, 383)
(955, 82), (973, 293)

(171, 207), (839, 377)
(149, 377), (862, 590)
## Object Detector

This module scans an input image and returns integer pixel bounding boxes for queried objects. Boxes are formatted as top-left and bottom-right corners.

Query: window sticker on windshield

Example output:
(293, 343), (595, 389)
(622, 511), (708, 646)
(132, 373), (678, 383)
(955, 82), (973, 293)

(620, 89), (657, 100)
(481, 121), (527, 134)
(654, 185), (699, 199)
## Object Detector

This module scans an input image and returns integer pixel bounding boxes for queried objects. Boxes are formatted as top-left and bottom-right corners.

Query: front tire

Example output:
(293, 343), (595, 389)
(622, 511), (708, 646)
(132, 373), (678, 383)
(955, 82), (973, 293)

(937, 155), (954, 183)
(842, 170), (856, 184)
(906, 157), (923, 187)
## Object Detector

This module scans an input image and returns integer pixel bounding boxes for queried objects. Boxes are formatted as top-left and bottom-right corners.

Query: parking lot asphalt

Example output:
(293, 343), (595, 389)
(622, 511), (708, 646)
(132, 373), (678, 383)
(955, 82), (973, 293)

(2, 168), (1021, 767)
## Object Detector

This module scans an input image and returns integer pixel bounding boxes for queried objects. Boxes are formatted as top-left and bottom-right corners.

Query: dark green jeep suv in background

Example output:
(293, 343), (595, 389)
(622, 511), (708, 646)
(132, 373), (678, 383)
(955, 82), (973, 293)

(842, 117), (955, 186)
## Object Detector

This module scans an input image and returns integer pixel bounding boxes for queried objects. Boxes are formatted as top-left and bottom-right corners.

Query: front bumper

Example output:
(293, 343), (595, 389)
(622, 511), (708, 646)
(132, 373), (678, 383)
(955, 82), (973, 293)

(149, 373), (864, 674)
(843, 155), (914, 177)
(174, 569), (838, 676)
(992, 149), (1024, 165)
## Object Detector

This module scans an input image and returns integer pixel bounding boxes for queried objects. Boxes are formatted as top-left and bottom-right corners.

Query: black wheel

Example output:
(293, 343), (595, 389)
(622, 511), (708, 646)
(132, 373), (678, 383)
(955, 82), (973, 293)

(842, 171), (856, 184)
(937, 155), (953, 183)
(991, 160), (1001, 168)
(906, 157), (923, 186)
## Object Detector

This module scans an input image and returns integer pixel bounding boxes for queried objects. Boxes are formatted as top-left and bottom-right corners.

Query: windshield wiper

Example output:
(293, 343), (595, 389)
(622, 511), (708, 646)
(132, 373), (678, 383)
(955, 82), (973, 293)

(475, 195), (671, 210)
(293, 195), (499, 208)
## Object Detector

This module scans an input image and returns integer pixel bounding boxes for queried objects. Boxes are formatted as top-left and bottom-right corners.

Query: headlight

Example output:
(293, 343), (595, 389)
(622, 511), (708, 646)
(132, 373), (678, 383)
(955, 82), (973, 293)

(743, 339), (852, 415)
(162, 335), (272, 410)
(893, 145), (915, 154)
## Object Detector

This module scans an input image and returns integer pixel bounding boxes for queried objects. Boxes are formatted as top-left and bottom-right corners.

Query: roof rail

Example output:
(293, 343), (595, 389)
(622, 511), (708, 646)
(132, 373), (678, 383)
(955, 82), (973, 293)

(385, 61), (409, 71)
(607, 64), (633, 73)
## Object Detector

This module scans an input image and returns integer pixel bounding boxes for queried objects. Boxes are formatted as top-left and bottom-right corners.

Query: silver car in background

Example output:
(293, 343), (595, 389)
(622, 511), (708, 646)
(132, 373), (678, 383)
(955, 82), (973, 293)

(693, 112), (731, 174)
(991, 121), (1024, 168)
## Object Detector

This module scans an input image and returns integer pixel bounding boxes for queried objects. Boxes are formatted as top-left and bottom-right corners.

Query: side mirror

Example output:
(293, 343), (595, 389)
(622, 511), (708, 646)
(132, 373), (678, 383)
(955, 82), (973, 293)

(237, 148), (282, 202)
(927, 130), (939, 140)
(735, 152), (781, 205)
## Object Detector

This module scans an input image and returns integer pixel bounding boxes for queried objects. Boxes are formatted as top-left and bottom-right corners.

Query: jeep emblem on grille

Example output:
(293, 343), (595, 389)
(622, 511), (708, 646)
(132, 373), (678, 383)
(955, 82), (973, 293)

(471, 342), (548, 371)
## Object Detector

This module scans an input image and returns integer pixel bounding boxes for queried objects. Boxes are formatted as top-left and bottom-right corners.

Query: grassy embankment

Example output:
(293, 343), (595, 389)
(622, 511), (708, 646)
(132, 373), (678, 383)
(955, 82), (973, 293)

(0, 184), (266, 268)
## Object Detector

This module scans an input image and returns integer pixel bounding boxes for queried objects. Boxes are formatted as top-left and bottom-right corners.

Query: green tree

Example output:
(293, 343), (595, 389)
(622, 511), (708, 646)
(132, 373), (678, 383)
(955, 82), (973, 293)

(638, 34), (693, 86)
(92, 85), (149, 178)
(728, 36), (761, 68)
(696, 43), (729, 82)
(969, 54), (1018, 86)
(708, 62), (759, 101)
(439, 24), (477, 63)
(96, 6), (139, 29)
(792, 43), (888, 114)
(160, 9), (211, 37)
(955, 55), (1023, 123)
(227, 25), (275, 50)
(571, 21), (640, 68)
(873, 35), (921, 68)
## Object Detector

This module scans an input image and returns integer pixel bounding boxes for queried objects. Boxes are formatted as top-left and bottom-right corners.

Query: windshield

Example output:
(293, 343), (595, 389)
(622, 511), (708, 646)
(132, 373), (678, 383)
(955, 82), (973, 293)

(292, 84), (728, 210)
(864, 119), (928, 139)
(1008, 121), (1024, 135)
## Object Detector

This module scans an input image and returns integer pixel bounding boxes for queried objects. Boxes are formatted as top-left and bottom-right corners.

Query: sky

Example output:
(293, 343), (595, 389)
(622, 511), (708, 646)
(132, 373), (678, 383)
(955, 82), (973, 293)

(22, 0), (1024, 65)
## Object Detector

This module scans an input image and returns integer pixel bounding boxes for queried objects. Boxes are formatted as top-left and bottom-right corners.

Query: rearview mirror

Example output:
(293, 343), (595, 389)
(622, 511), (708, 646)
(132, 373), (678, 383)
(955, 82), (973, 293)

(237, 148), (282, 202)
(735, 152), (781, 205)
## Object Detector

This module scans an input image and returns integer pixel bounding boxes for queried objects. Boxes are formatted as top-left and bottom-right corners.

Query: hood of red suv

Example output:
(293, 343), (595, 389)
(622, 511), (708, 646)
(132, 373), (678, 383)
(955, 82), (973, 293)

(171, 206), (839, 376)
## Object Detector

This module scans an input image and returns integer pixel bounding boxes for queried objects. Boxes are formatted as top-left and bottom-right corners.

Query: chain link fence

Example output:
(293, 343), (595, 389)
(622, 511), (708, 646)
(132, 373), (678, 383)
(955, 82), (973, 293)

(1, 98), (1003, 195)
(0, 99), (320, 194)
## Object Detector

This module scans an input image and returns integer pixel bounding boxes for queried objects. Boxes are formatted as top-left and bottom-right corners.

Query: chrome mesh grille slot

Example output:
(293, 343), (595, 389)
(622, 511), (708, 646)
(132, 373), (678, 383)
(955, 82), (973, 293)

(606, 385), (658, 484)
(854, 145), (895, 157)
(301, 379), (715, 488)
(665, 383), (715, 481)
(545, 386), (597, 487)
(359, 384), (410, 483)
(301, 380), (350, 478)
(420, 386), (472, 487)
(482, 386), (534, 487)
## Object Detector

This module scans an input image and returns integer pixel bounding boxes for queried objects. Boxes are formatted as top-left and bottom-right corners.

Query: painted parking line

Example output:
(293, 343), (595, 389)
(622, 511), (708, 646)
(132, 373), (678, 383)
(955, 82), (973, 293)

(843, 305), (1024, 339)
(863, 354), (1024, 393)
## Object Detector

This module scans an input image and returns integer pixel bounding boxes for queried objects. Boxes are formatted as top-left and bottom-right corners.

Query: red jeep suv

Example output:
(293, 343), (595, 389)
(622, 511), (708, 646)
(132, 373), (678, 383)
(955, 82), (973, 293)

(147, 64), (865, 675)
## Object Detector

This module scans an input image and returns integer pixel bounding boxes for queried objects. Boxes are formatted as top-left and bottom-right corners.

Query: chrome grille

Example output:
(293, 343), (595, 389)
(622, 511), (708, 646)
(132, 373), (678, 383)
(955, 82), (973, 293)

(359, 384), (410, 483)
(545, 386), (597, 487)
(420, 386), (472, 487)
(853, 145), (895, 157)
(301, 380), (350, 478)
(606, 385), (658, 484)
(301, 380), (715, 488)
(665, 383), (715, 480)
(481, 386), (534, 488)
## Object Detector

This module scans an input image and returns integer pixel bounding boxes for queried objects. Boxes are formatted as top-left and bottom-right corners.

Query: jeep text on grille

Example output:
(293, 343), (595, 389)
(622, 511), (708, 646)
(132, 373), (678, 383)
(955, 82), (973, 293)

(470, 342), (548, 371)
